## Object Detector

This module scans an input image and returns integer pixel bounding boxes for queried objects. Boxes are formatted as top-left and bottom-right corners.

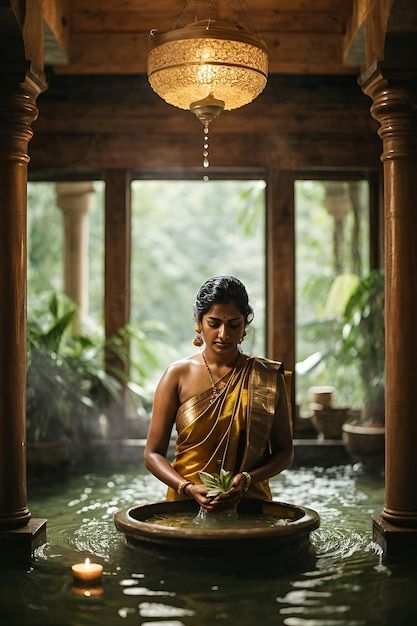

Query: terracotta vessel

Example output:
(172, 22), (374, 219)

(342, 423), (385, 456)
(310, 406), (350, 439)
(114, 498), (320, 557)
(308, 386), (335, 408)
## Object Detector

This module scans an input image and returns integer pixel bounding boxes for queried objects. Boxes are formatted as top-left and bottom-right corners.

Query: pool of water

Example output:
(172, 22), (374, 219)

(147, 511), (291, 528)
(1, 464), (417, 626)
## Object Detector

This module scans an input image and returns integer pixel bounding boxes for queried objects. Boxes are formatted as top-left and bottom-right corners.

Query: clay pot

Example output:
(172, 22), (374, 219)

(310, 406), (349, 440)
(308, 386), (335, 408)
(342, 423), (385, 456)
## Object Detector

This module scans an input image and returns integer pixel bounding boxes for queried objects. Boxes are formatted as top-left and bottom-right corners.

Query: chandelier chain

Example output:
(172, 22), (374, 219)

(171, 0), (195, 31)
(171, 0), (256, 30)
(226, 0), (260, 36)
(208, 0), (219, 20)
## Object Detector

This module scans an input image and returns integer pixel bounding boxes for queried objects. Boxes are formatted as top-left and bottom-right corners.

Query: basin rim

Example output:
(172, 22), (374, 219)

(114, 499), (320, 542)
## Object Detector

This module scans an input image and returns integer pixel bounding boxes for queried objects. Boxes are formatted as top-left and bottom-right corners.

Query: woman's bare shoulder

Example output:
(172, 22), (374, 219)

(161, 353), (202, 382)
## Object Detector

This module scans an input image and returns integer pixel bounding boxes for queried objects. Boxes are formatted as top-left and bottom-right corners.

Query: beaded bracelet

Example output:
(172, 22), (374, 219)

(177, 480), (194, 495)
(242, 471), (252, 492)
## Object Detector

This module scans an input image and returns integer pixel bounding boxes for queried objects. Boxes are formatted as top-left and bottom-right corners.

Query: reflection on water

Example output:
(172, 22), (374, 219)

(1, 465), (417, 626)
(147, 512), (290, 528)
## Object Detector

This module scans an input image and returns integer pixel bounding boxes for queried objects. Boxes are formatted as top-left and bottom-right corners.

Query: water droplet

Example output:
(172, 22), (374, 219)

(203, 151), (208, 157)
(203, 157), (209, 167)
(204, 143), (209, 149)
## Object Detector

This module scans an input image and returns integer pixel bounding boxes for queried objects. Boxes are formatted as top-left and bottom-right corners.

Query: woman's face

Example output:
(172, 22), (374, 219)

(199, 301), (245, 355)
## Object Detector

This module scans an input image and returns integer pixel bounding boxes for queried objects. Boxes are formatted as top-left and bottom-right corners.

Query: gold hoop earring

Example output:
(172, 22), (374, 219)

(193, 332), (204, 347)
(239, 330), (246, 344)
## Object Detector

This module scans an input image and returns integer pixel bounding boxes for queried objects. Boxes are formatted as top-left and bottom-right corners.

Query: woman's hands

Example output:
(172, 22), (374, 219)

(186, 473), (247, 513)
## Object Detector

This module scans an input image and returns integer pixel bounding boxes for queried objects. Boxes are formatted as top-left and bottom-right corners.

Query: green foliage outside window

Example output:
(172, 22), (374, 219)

(130, 180), (266, 376)
(295, 180), (372, 413)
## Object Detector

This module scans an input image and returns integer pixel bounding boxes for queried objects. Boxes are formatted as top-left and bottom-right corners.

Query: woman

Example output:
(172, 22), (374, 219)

(144, 276), (293, 513)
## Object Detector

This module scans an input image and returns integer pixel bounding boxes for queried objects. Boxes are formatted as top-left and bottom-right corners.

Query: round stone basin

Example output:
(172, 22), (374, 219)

(114, 498), (320, 557)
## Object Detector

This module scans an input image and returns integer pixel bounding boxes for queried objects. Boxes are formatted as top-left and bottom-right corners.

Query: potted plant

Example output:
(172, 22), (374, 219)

(338, 270), (385, 460)
(26, 292), (123, 469)
(26, 293), (75, 468)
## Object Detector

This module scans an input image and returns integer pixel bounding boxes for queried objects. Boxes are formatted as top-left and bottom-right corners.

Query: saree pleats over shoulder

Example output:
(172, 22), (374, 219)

(167, 356), (290, 501)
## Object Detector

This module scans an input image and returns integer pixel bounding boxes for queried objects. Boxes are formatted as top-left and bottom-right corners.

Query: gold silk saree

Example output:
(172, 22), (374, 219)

(167, 356), (291, 501)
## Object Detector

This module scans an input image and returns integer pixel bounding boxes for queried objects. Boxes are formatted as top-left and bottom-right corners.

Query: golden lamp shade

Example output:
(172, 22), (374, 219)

(147, 20), (268, 113)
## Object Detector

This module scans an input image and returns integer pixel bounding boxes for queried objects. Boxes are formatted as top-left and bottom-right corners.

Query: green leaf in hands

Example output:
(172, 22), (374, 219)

(206, 489), (222, 497)
(199, 470), (234, 494)
(219, 468), (234, 491)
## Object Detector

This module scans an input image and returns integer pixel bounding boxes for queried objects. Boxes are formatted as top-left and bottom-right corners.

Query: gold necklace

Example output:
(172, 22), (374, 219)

(201, 352), (239, 403)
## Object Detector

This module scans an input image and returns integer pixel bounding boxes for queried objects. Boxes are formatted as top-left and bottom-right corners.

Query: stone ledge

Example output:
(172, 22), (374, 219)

(0, 518), (47, 562)
(89, 438), (351, 467)
(293, 438), (351, 466)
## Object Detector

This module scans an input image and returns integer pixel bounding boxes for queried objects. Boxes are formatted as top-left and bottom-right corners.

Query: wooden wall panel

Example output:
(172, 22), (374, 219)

(30, 74), (381, 176)
(57, 31), (355, 75)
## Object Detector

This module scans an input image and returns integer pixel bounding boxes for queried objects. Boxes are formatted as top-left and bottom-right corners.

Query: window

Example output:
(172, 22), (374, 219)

(131, 179), (266, 373)
(295, 179), (370, 413)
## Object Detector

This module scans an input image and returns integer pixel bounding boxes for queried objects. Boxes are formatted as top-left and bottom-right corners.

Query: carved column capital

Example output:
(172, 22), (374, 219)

(56, 182), (95, 216)
(360, 63), (417, 161)
(0, 72), (44, 163)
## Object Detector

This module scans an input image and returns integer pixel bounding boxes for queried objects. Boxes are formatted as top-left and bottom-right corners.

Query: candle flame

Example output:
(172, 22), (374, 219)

(84, 558), (91, 567)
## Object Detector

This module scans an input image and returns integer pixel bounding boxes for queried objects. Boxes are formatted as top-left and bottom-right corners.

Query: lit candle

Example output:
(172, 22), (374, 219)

(72, 558), (103, 586)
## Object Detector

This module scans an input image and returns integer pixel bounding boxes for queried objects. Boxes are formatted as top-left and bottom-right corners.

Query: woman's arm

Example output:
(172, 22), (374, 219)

(144, 365), (185, 491)
(144, 365), (214, 510)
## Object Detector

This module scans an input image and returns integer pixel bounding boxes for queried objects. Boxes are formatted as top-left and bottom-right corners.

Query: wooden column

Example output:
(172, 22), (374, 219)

(104, 170), (131, 435)
(266, 170), (296, 422)
(266, 170), (295, 368)
(362, 64), (417, 544)
(56, 182), (94, 332)
(0, 73), (43, 529)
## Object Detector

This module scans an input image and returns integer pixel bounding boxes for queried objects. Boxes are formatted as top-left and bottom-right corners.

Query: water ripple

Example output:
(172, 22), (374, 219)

(19, 465), (406, 626)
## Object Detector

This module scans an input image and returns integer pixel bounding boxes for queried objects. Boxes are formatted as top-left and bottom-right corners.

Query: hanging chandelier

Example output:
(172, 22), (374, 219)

(147, 3), (268, 171)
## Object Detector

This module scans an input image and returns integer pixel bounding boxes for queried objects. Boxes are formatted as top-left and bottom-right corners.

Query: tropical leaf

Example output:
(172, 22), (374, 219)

(42, 309), (76, 352)
(323, 273), (360, 317)
(199, 470), (233, 494)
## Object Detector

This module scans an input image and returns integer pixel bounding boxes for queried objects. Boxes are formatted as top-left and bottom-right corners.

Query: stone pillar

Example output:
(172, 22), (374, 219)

(0, 73), (44, 530)
(361, 63), (417, 552)
(56, 182), (94, 331)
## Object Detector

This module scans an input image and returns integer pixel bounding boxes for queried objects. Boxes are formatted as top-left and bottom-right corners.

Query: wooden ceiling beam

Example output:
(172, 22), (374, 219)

(31, 73), (378, 174)
(29, 130), (380, 173)
(39, 0), (70, 63)
(343, 0), (376, 66)
(70, 10), (346, 34)
(57, 31), (356, 75)
(35, 74), (375, 135)
(34, 103), (375, 135)
(69, 0), (351, 14)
